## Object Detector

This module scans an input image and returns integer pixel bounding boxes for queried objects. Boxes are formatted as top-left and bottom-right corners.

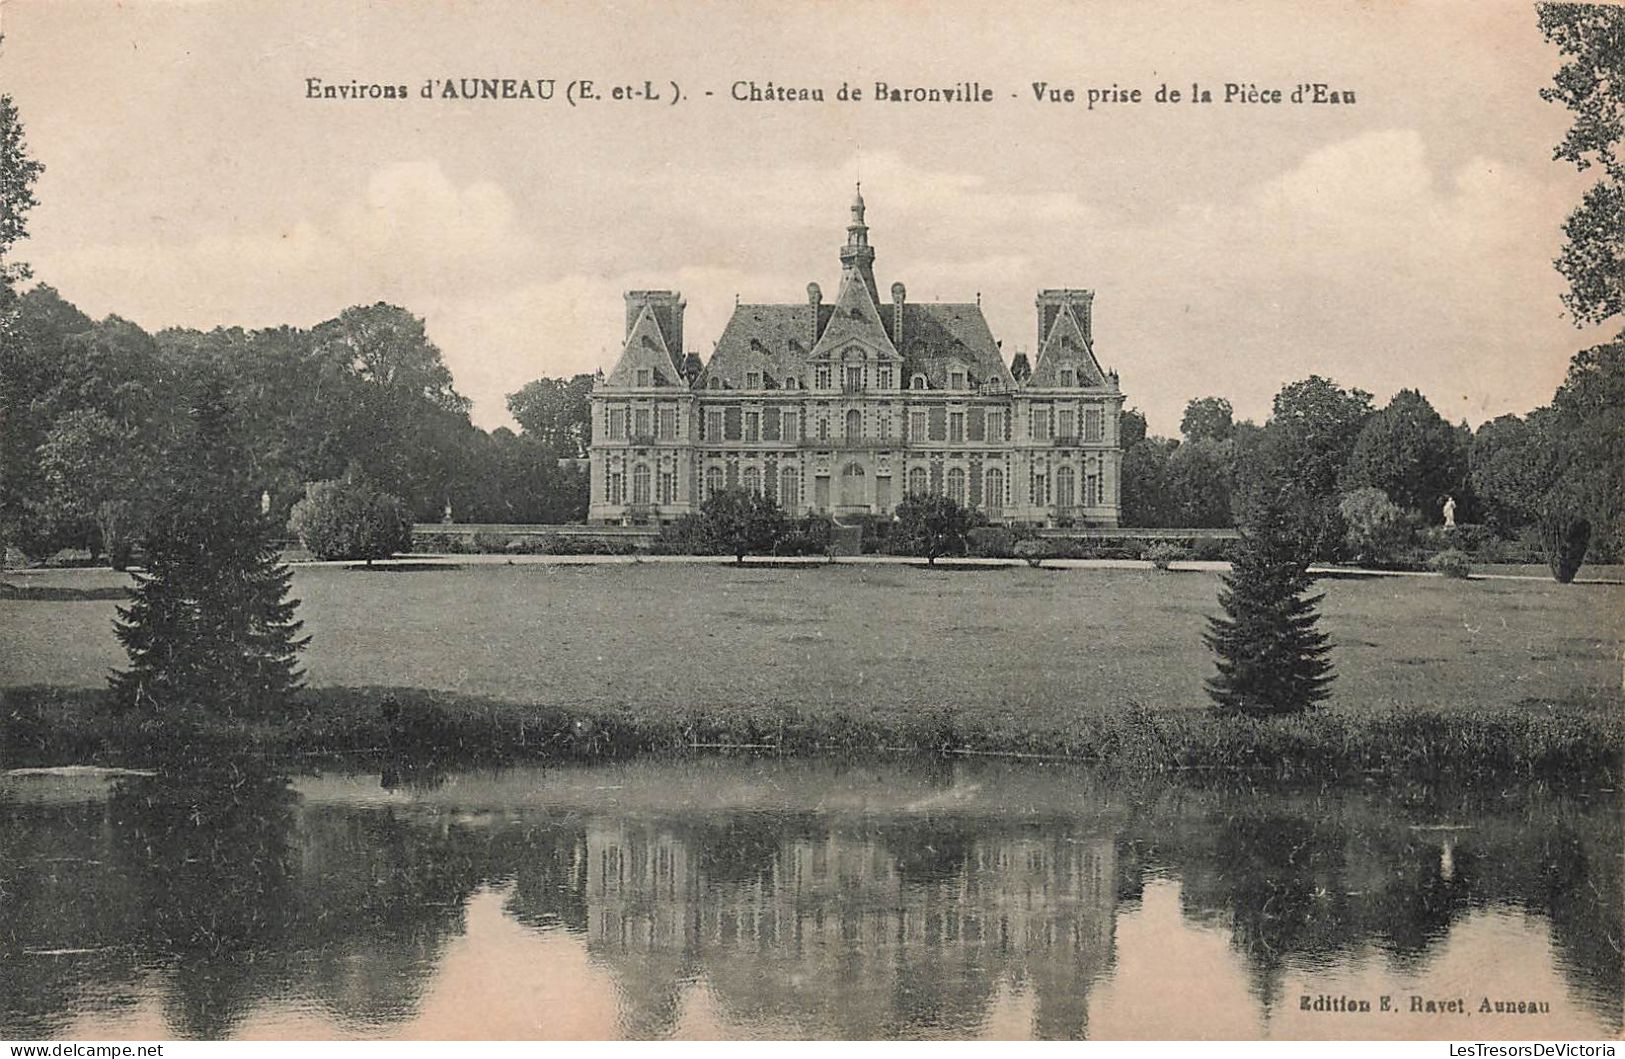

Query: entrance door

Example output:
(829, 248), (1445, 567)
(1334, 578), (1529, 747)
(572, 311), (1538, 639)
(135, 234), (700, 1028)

(840, 463), (866, 508)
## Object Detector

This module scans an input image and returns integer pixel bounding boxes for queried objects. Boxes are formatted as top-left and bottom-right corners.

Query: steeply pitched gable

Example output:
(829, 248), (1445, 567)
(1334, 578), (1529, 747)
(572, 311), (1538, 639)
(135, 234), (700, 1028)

(809, 269), (898, 360)
(1030, 301), (1106, 387)
(603, 304), (680, 388)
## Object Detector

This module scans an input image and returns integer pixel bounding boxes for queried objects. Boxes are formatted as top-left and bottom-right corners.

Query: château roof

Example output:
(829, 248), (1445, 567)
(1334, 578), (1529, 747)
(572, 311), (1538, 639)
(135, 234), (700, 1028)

(1029, 300), (1106, 387)
(603, 303), (682, 388)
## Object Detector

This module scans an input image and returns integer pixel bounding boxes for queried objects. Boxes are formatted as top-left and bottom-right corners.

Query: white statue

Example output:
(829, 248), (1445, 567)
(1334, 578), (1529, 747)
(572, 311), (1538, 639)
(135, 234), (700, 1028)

(260, 489), (271, 515)
(442, 499), (454, 525)
(1442, 496), (1456, 529)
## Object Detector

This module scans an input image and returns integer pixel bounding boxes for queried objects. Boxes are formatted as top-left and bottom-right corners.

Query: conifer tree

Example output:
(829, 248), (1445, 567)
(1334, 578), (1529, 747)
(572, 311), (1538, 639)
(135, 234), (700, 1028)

(1204, 495), (1335, 716)
(112, 373), (307, 718)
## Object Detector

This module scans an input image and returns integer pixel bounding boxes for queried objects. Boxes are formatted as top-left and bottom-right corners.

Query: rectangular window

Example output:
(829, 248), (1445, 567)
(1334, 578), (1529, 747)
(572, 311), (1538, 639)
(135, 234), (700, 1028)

(987, 410), (1003, 441)
(763, 406), (781, 441)
(878, 410), (892, 440)
(657, 406), (677, 440)
(948, 412), (964, 442)
(1060, 369), (1075, 388)
(635, 368), (651, 387)
(950, 370), (966, 390)
(746, 371), (761, 390)
(846, 365), (863, 391)
(817, 417), (829, 441)
(1057, 409), (1075, 440)
(1084, 409), (1104, 442)
(633, 408), (652, 438)
(909, 410), (927, 441)
(744, 411), (760, 443)
(705, 409), (724, 441)
(815, 364), (832, 390)
(1031, 406), (1052, 440)
(783, 410), (799, 441)
(877, 365), (893, 389)
(608, 407), (627, 438)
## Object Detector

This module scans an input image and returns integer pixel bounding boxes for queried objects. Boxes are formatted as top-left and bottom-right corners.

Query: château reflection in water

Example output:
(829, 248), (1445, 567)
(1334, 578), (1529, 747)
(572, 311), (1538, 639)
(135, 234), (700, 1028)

(0, 759), (1618, 1040)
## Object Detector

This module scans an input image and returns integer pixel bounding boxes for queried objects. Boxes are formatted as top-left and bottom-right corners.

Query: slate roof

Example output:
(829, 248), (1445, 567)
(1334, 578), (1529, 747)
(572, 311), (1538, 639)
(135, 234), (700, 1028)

(1029, 301), (1107, 387)
(697, 293), (1017, 391)
(603, 304), (683, 388)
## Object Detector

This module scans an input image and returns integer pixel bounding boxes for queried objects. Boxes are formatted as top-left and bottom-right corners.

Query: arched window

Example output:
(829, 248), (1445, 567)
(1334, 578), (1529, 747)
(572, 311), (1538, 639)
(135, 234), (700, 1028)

(705, 466), (723, 500)
(1056, 465), (1076, 508)
(845, 409), (862, 440)
(743, 466), (760, 495)
(911, 373), (927, 390)
(784, 377), (797, 390)
(908, 466), (928, 496)
(780, 466), (800, 509)
(985, 468), (1004, 512)
(946, 467), (966, 505)
(632, 464), (651, 505)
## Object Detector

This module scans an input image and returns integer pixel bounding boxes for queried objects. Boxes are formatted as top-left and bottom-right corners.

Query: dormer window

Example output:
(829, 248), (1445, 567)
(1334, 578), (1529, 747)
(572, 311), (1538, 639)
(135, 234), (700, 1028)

(877, 365), (893, 389)
(746, 371), (761, 390)
(708, 377), (721, 390)
(784, 377), (797, 390)
(636, 368), (651, 387)
(1060, 369), (1076, 388)
(911, 373), (927, 390)
(950, 370), (966, 390)
(815, 364), (832, 390)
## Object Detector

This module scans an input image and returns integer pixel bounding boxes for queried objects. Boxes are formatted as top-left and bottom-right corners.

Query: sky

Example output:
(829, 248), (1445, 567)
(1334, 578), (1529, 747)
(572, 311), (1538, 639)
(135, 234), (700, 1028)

(1, 0), (1610, 434)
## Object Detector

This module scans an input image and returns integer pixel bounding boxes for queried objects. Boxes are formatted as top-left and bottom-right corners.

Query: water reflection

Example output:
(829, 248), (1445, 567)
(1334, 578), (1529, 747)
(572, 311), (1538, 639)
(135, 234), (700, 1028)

(0, 760), (1618, 1040)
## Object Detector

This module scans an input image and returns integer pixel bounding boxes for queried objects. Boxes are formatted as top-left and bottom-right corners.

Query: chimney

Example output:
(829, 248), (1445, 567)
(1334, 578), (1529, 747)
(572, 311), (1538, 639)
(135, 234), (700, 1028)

(891, 282), (907, 347)
(807, 282), (823, 346)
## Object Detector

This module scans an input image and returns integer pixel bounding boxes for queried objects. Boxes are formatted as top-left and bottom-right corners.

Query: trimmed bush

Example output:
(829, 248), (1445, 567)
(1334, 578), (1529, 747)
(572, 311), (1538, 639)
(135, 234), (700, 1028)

(1543, 515), (1591, 584)
(1428, 549), (1473, 579)
(288, 473), (411, 562)
(1013, 538), (1052, 568)
(1144, 542), (1188, 570)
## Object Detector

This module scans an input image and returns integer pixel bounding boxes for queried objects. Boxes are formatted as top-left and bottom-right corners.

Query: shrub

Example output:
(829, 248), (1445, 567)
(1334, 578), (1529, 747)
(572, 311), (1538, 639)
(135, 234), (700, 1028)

(1428, 548), (1473, 579)
(1543, 514), (1591, 583)
(893, 494), (978, 565)
(1190, 537), (1237, 562)
(777, 514), (835, 557)
(288, 472), (411, 562)
(1339, 487), (1413, 566)
(1013, 538), (1052, 567)
(698, 487), (789, 564)
(967, 526), (1018, 558)
(1144, 542), (1188, 570)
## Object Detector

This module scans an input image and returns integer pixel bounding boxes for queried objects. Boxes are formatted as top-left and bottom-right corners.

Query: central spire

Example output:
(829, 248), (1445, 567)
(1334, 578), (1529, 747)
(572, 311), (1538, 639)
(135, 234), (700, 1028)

(839, 183), (880, 305)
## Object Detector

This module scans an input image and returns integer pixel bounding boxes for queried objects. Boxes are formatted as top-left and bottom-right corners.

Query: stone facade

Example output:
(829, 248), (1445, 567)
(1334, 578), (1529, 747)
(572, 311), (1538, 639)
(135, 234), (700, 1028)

(589, 189), (1124, 526)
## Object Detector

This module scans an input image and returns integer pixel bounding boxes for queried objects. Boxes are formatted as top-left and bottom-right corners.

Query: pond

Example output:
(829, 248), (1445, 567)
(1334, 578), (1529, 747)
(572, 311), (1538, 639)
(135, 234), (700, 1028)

(1, 758), (1618, 1040)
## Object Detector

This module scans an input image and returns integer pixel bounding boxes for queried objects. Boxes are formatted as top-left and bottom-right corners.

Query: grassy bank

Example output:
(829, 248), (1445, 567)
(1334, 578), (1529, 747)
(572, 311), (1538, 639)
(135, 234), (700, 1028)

(3, 561), (1620, 781)
(4, 562), (1620, 717)
(4, 684), (1621, 784)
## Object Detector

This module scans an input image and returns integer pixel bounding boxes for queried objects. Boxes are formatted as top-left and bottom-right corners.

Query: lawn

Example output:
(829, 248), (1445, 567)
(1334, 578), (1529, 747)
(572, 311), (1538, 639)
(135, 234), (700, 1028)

(2, 562), (1619, 737)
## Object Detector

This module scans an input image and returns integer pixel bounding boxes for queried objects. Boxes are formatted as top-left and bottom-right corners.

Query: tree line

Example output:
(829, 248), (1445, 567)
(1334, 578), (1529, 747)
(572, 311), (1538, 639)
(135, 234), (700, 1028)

(0, 286), (596, 564)
(1118, 363), (1621, 576)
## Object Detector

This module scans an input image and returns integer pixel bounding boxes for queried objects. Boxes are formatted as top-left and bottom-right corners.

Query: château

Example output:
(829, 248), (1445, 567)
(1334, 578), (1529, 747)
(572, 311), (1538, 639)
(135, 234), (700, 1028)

(588, 188), (1125, 526)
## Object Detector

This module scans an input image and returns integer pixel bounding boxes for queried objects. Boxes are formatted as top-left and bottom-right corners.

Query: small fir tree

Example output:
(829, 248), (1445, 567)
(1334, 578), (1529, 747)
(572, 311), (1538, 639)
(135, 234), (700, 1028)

(1204, 500), (1334, 717)
(112, 375), (307, 719)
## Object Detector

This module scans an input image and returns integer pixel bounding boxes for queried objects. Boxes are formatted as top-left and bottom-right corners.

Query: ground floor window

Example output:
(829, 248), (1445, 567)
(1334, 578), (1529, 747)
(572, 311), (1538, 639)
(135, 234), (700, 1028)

(658, 469), (676, 504)
(946, 466), (965, 505)
(907, 466), (927, 495)
(985, 468), (1004, 512)
(1056, 465), (1075, 508)
(607, 470), (625, 505)
(743, 466), (761, 494)
(705, 466), (723, 499)
(632, 464), (651, 504)
(781, 467), (800, 509)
